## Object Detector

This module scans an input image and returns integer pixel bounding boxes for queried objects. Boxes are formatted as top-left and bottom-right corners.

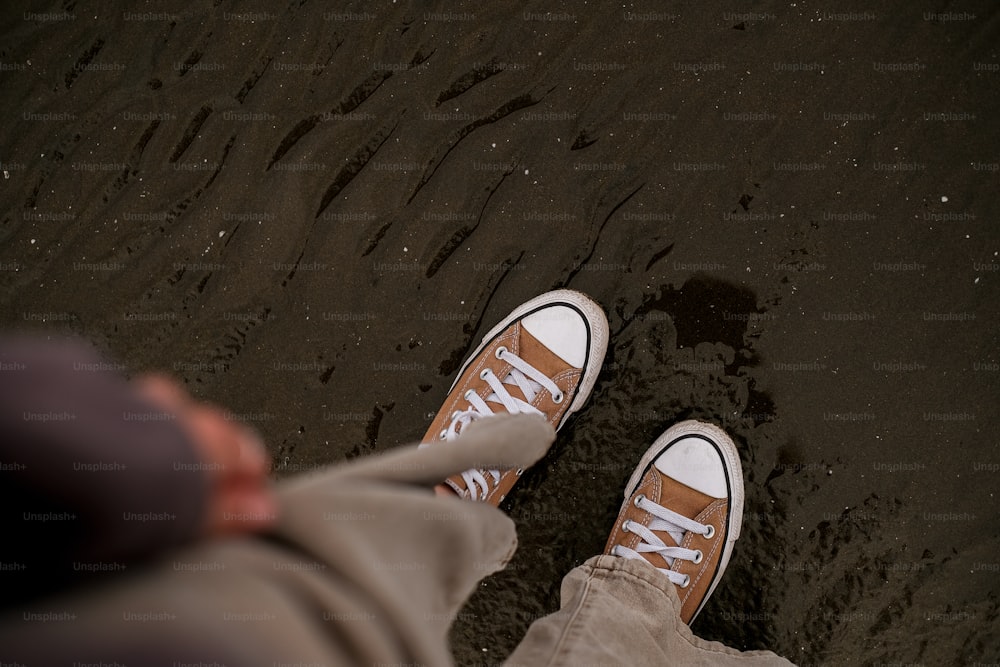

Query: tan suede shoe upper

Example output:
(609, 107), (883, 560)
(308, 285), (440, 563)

(604, 466), (730, 624)
(422, 322), (582, 505)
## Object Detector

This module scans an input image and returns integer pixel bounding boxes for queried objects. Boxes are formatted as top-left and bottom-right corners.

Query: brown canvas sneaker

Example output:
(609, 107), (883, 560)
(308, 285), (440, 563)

(605, 420), (745, 624)
(423, 290), (609, 505)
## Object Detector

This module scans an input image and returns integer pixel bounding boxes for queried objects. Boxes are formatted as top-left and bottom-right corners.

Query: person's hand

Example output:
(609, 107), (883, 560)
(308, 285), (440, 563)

(135, 374), (278, 537)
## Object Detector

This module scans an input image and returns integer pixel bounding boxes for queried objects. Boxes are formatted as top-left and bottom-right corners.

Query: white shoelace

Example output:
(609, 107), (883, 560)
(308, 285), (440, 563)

(612, 494), (712, 587)
(441, 346), (563, 501)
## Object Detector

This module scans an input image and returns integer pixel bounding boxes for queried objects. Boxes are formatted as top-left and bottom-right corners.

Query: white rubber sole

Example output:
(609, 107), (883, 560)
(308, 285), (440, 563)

(620, 420), (745, 622)
(449, 289), (610, 430)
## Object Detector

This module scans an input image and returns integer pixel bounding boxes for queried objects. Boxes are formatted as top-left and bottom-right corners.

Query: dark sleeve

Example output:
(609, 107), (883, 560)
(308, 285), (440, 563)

(0, 335), (209, 603)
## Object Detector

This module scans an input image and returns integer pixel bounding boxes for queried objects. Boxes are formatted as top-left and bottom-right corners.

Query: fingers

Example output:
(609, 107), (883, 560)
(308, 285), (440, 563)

(132, 373), (277, 537)
(205, 480), (279, 536)
(134, 373), (191, 413)
(234, 424), (270, 477)
(188, 404), (271, 478)
(186, 404), (277, 535)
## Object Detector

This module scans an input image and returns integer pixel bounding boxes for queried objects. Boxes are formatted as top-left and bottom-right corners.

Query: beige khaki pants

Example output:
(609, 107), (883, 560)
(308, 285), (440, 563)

(0, 415), (794, 666)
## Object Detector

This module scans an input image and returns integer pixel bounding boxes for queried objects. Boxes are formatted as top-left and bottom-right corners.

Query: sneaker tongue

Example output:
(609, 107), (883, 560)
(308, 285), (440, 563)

(442, 326), (572, 495)
(480, 326), (571, 409)
(640, 526), (681, 570)
(644, 470), (715, 566)
(481, 327), (568, 411)
(484, 380), (529, 413)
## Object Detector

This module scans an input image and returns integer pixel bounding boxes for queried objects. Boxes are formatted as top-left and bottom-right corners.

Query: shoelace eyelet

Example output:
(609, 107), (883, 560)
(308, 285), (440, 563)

(633, 494), (646, 508)
(621, 520), (631, 533)
(692, 549), (703, 565)
(679, 574), (691, 589)
(463, 389), (476, 400)
(703, 524), (715, 539)
(438, 429), (447, 440)
(480, 369), (491, 380)
(494, 346), (508, 359)
(552, 391), (564, 404)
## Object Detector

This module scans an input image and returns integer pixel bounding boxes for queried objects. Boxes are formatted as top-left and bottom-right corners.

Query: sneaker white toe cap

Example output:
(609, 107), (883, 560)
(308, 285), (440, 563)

(521, 305), (589, 368)
(653, 437), (728, 499)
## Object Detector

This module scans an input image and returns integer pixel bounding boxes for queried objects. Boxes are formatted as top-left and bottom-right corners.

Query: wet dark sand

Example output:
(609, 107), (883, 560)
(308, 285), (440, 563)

(2, 1), (999, 664)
